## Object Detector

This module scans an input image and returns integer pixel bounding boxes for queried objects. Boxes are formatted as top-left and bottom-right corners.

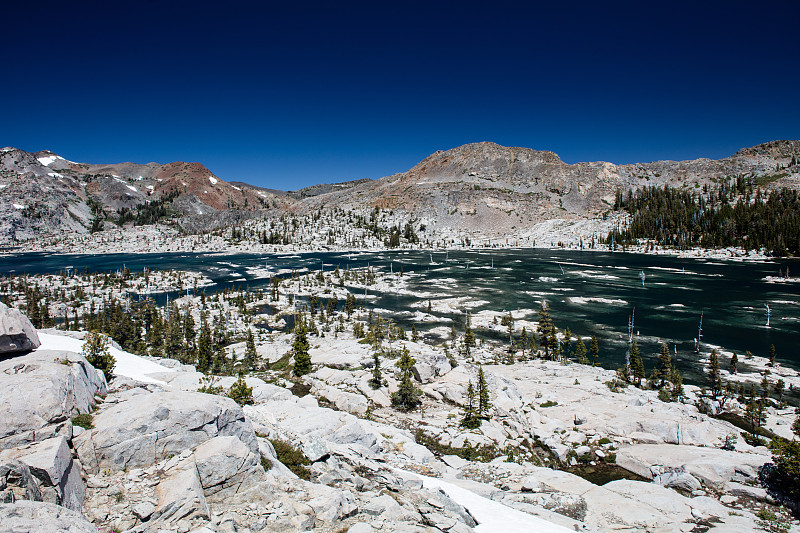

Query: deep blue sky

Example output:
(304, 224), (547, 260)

(2, 1), (798, 189)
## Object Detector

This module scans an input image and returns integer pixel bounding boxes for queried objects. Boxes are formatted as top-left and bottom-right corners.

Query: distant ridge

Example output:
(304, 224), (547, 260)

(0, 140), (798, 244)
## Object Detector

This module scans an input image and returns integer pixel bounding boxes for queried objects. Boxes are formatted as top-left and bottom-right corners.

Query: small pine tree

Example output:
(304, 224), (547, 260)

(165, 303), (183, 361)
(519, 327), (528, 360)
(537, 303), (552, 359)
(227, 375), (254, 406)
(460, 380), (480, 428)
(656, 343), (672, 389)
(411, 324), (419, 342)
(212, 344), (227, 374)
(707, 349), (722, 399)
(345, 293), (356, 317)
(745, 397), (766, 433)
(196, 311), (212, 374)
(391, 346), (421, 411)
(82, 330), (115, 382)
(760, 370), (771, 402)
(575, 336), (588, 364)
(463, 313), (476, 357)
(477, 365), (491, 418)
(670, 368), (684, 401)
(292, 316), (312, 377)
(768, 344), (777, 366)
(245, 329), (257, 371)
(629, 340), (645, 387)
(775, 379), (786, 405)
(729, 352), (738, 374)
(590, 335), (600, 366)
(369, 349), (382, 389)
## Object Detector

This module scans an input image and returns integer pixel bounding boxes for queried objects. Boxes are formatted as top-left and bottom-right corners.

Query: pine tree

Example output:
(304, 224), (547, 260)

(590, 335), (600, 366)
(82, 330), (115, 382)
(575, 336), (588, 364)
(670, 368), (684, 401)
(775, 379), (786, 405)
(292, 315), (312, 377)
(629, 340), (645, 387)
(369, 349), (382, 389)
(729, 352), (738, 374)
(561, 327), (571, 359)
(227, 374), (253, 406)
(519, 327), (528, 360)
(196, 311), (212, 374)
(760, 370), (771, 402)
(768, 344), (777, 366)
(411, 324), (419, 342)
(656, 343), (672, 389)
(41, 302), (53, 328)
(745, 397), (766, 433)
(391, 346), (421, 411)
(345, 293), (356, 317)
(707, 349), (722, 399)
(477, 365), (491, 419)
(181, 306), (196, 364)
(537, 303), (552, 359)
(460, 380), (480, 428)
(244, 329), (257, 371)
(165, 303), (183, 361)
(463, 313), (476, 358)
(212, 344), (227, 374)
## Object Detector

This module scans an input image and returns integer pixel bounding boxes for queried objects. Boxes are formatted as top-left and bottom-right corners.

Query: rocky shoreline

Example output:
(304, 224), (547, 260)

(1, 296), (799, 532)
(1, 217), (773, 262)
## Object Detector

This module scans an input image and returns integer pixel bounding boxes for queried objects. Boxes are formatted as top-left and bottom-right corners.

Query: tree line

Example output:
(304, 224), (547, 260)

(606, 182), (800, 256)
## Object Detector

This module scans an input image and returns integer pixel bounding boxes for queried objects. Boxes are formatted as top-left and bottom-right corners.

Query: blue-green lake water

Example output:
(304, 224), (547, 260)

(3, 249), (799, 385)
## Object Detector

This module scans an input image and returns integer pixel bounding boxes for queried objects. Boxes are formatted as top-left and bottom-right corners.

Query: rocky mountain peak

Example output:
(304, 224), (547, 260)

(733, 139), (800, 159)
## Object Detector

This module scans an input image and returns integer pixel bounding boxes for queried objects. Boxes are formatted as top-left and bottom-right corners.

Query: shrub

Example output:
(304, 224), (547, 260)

(540, 400), (558, 408)
(197, 375), (224, 395)
(227, 376), (253, 406)
(269, 439), (311, 480)
(71, 413), (94, 430)
(260, 455), (273, 471)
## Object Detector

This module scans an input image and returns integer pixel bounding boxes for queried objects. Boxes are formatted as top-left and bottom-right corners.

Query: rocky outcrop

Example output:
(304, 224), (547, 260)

(74, 391), (258, 472)
(189, 435), (266, 500)
(0, 302), (40, 354)
(0, 436), (84, 511)
(0, 500), (96, 532)
(0, 349), (105, 449)
(0, 461), (42, 503)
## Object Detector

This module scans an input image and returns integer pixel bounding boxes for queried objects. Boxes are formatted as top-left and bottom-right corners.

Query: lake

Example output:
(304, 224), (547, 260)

(3, 249), (799, 384)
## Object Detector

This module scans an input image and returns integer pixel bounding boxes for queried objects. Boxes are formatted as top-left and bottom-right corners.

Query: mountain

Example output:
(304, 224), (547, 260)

(296, 140), (800, 236)
(0, 147), (290, 243)
(1, 141), (798, 245)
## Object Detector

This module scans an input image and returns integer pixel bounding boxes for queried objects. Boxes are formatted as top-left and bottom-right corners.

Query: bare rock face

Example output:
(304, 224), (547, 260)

(0, 460), (43, 504)
(0, 500), (96, 532)
(0, 350), (106, 449)
(0, 436), (85, 512)
(74, 391), (258, 472)
(0, 302), (40, 354)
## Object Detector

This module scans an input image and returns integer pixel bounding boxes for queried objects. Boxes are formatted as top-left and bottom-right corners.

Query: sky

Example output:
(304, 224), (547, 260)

(2, 1), (798, 190)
